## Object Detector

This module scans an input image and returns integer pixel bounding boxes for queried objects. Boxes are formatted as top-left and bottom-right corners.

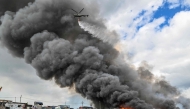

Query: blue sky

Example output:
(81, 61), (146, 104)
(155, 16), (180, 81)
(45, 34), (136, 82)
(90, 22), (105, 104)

(122, 0), (190, 55)
(153, 0), (190, 28)
(134, 0), (190, 31)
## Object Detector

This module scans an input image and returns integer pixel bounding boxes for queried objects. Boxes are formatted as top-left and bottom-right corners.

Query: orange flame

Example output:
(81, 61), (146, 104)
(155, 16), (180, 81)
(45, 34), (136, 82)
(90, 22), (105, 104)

(120, 107), (133, 109)
(120, 106), (133, 109)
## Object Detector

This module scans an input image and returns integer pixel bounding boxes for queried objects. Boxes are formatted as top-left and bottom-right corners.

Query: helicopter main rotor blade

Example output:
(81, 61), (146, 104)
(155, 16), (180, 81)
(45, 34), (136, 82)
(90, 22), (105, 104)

(71, 9), (78, 14)
(79, 8), (84, 14)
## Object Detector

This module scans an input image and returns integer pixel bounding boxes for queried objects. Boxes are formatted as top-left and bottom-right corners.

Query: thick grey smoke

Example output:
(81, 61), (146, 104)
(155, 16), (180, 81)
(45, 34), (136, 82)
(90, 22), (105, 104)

(0, 0), (189, 109)
(0, 0), (34, 24)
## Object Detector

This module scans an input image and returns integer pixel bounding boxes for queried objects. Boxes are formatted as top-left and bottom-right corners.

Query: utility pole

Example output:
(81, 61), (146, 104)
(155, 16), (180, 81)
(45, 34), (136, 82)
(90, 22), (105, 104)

(82, 101), (83, 109)
(20, 95), (22, 103)
(15, 97), (16, 102)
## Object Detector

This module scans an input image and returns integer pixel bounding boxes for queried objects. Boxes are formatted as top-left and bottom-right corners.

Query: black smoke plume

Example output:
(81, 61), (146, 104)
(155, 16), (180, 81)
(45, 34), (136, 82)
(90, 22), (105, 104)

(0, 0), (189, 109)
(0, 0), (34, 24)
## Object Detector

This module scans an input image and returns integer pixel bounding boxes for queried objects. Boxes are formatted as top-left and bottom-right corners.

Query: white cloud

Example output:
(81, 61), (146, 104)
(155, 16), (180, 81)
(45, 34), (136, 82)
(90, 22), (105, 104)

(105, 0), (163, 39)
(183, 0), (190, 6)
(181, 87), (190, 98)
(167, 0), (180, 9)
(169, 0), (190, 7)
(119, 11), (190, 89)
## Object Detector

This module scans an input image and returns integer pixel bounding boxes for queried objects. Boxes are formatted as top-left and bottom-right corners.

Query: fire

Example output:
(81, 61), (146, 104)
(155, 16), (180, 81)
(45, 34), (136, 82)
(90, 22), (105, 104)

(120, 107), (133, 109)
(120, 106), (133, 109)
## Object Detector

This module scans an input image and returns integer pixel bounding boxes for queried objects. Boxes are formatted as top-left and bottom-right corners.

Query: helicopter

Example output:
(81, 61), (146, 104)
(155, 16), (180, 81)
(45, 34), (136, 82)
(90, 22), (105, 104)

(71, 8), (89, 18)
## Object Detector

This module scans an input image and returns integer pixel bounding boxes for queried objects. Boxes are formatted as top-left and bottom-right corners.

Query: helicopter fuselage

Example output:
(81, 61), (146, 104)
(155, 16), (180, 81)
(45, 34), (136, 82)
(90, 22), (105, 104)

(74, 14), (88, 17)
